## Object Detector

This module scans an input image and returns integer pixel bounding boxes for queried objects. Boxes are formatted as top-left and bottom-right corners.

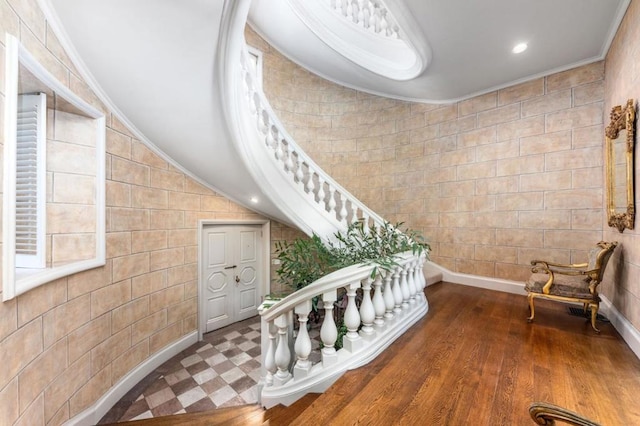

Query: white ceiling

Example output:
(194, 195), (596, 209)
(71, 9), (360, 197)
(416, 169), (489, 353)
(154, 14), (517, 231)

(44, 0), (630, 225)
(249, 0), (630, 102)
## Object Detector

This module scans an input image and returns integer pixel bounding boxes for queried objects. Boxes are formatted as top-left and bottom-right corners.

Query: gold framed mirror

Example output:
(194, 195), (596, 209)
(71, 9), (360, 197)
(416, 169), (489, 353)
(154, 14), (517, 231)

(605, 99), (635, 233)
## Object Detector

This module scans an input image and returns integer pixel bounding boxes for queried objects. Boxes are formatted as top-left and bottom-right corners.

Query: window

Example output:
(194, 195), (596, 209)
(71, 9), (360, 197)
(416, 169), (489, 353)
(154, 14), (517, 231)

(15, 93), (47, 269)
(2, 34), (106, 300)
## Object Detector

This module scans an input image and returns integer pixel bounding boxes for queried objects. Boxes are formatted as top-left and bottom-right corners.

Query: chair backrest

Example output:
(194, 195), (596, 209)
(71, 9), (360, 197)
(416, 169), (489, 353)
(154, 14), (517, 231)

(587, 241), (618, 282)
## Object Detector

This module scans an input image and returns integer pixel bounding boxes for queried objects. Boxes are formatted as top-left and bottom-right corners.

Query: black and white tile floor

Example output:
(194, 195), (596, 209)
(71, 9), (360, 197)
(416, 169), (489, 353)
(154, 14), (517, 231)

(99, 316), (264, 423)
(99, 314), (323, 423)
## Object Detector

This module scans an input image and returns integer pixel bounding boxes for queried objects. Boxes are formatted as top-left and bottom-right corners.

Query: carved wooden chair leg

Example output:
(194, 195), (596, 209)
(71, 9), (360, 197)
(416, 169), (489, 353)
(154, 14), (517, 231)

(527, 294), (535, 322)
(590, 304), (600, 333)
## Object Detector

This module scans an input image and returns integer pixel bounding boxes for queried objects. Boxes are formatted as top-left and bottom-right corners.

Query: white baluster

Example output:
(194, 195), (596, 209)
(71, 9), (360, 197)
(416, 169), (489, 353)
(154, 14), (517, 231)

(392, 267), (403, 314)
(305, 168), (315, 194)
(338, 193), (348, 223)
(327, 186), (337, 215)
(356, 0), (365, 25)
(343, 282), (363, 352)
(273, 314), (292, 385)
(359, 277), (375, 338)
(294, 300), (312, 378)
(265, 126), (275, 149)
(419, 254), (427, 290)
(320, 290), (338, 367)
(383, 271), (395, 319)
(317, 177), (326, 206)
(400, 265), (410, 309)
(274, 137), (283, 161)
(264, 320), (276, 386)
(351, 204), (360, 226)
(372, 274), (385, 327)
(294, 154), (304, 183)
(283, 143), (294, 172)
(407, 260), (417, 305)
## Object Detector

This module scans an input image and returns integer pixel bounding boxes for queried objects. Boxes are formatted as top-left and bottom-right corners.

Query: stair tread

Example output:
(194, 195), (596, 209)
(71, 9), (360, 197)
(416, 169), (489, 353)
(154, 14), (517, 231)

(264, 393), (321, 424)
(114, 404), (264, 426)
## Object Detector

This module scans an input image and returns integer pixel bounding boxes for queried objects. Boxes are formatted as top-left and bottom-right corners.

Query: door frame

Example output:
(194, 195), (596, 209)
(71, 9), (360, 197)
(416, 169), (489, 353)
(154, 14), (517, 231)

(198, 219), (271, 340)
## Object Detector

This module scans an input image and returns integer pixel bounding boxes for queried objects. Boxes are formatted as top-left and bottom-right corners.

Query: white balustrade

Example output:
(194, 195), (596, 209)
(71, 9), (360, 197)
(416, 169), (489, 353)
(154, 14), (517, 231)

(328, 0), (400, 39)
(238, 47), (430, 410)
(260, 252), (428, 408)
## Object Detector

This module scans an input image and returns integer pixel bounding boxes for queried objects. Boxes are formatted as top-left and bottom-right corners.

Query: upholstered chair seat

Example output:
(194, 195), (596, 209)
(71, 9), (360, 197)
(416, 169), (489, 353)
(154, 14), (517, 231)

(525, 273), (592, 299)
(525, 241), (618, 333)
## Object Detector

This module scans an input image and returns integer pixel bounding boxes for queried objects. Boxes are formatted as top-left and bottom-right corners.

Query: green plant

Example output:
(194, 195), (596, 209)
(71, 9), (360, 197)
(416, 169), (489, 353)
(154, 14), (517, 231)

(275, 220), (429, 292)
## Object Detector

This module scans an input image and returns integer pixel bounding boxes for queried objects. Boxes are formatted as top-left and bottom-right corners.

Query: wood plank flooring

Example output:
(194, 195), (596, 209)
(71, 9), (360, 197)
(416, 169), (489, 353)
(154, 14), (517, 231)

(119, 282), (640, 425)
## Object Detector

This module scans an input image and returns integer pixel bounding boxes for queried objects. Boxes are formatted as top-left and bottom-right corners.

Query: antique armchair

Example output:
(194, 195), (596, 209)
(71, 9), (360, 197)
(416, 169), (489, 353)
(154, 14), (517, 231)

(525, 241), (618, 332)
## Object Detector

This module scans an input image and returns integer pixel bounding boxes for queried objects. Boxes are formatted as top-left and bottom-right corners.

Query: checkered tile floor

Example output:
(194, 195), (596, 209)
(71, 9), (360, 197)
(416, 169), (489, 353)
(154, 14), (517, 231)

(100, 316), (264, 423)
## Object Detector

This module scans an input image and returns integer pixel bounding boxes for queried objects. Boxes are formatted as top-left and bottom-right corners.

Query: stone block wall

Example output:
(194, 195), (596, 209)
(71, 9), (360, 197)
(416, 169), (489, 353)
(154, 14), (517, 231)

(247, 28), (606, 283)
(602, 0), (640, 329)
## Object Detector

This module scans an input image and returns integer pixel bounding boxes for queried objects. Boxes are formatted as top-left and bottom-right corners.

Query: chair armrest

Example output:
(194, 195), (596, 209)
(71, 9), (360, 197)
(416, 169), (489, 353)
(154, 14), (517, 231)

(530, 260), (588, 269)
(529, 402), (600, 425)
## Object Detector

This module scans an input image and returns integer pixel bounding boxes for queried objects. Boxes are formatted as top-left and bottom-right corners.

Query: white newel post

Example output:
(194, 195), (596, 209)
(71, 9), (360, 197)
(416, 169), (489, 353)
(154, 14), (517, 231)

(359, 277), (375, 339)
(400, 266), (410, 309)
(343, 282), (363, 352)
(273, 313), (292, 385)
(320, 290), (338, 367)
(372, 275), (385, 328)
(294, 300), (312, 379)
(392, 267), (403, 314)
(383, 272), (395, 319)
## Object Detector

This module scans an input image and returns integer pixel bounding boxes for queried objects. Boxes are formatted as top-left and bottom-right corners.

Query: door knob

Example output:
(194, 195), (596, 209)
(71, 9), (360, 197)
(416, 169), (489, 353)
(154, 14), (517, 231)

(235, 276), (240, 284)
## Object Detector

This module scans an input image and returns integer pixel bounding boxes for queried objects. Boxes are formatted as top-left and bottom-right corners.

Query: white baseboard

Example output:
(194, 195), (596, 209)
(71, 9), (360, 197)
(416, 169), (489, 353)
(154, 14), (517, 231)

(427, 261), (640, 361)
(66, 331), (199, 426)
(600, 295), (640, 360)
(427, 261), (527, 295)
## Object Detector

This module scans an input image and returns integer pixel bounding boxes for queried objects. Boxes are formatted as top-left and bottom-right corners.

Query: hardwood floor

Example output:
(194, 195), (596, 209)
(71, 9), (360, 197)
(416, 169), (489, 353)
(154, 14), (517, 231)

(118, 282), (640, 425)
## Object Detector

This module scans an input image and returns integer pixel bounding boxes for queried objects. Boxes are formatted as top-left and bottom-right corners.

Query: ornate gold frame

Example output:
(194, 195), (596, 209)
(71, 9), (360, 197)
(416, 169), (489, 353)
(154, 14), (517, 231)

(605, 99), (635, 233)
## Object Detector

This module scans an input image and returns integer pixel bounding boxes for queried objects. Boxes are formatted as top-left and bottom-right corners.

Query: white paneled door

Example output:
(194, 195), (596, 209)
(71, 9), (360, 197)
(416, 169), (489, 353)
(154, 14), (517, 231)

(202, 225), (262, 332)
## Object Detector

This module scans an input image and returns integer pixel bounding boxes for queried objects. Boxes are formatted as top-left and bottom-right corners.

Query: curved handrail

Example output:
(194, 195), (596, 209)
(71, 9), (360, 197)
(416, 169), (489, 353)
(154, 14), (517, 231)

(236, 46), (388, 238)
(262, 251), (417, 322)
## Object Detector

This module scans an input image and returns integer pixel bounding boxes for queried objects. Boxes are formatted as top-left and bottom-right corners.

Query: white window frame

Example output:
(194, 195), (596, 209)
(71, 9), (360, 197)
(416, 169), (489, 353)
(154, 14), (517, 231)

(2, 34), (106, 300)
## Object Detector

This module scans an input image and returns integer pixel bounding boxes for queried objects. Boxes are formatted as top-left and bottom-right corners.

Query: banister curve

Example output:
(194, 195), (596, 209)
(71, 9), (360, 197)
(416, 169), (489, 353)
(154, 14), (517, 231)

(261, 250), (416, 321)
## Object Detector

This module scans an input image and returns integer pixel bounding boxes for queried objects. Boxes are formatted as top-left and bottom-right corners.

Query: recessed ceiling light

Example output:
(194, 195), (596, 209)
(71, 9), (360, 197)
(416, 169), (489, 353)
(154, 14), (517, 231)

(250, 196), (259, 203)
(512, 43), (528, 54)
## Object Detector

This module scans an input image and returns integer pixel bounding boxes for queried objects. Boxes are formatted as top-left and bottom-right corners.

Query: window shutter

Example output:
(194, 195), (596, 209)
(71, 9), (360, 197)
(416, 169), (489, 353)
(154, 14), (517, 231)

(15, 93), (46, 268)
